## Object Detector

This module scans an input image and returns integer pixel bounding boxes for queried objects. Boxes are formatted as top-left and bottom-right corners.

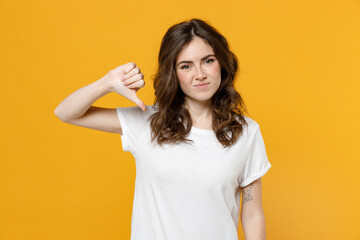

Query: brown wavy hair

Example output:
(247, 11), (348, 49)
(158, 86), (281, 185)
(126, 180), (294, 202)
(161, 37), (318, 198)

(149, 18), (249, 147)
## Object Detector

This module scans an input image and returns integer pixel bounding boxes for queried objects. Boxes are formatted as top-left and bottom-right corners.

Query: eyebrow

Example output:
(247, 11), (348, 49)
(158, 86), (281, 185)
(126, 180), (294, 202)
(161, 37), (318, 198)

(176, 54), (216, 67)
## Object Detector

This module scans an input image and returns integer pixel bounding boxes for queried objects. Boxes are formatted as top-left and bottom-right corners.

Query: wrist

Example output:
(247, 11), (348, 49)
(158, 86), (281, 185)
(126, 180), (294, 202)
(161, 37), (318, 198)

(97, 75), (114, 95)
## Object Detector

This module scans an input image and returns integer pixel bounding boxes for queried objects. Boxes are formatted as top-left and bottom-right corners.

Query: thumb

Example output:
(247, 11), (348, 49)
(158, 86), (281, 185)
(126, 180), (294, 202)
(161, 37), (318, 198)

(129, 93), (146, 112)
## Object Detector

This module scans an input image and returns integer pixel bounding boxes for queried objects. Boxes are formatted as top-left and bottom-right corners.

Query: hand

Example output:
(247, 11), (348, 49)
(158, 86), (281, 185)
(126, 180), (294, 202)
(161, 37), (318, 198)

(105, 62), (146, 112)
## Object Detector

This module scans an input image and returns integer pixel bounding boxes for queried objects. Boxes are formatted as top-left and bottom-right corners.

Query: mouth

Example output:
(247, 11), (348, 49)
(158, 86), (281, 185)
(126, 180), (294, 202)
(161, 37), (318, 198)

(194, 82), (210, 89)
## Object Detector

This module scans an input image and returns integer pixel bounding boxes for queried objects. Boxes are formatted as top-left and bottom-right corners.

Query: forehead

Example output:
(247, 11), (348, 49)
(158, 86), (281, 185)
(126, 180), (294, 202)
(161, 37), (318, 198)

(176, 37), (214, 62)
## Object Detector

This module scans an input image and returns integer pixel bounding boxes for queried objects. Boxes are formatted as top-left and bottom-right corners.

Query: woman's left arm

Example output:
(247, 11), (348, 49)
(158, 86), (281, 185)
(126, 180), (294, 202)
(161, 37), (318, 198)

(240, 178), (267, 240)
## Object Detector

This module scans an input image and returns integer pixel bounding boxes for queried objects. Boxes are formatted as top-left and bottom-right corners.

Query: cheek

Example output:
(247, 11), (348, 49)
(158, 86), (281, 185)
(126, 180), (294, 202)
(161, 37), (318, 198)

(210, 63), (221, 77)
(177, 72), (192, 88)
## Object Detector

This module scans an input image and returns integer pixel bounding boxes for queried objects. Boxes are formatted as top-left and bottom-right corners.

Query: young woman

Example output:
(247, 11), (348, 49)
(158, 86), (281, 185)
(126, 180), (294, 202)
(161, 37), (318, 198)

(55, 18), (272, 240)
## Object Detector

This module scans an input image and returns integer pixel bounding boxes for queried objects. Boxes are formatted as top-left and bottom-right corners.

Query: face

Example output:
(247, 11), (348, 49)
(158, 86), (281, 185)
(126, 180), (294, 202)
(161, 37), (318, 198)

(175, 37), (221, 106)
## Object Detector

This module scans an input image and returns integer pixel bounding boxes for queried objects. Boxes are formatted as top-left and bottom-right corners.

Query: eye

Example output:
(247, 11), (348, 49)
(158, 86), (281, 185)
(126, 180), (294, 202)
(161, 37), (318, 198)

(205, 58), (215, 64)
(180, 64), (191, 70)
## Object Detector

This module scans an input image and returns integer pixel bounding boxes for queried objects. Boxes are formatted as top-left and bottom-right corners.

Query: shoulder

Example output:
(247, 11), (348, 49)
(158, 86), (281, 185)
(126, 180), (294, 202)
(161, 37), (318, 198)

(243, 115), (259, 128)
(146, 104), (158, 115)
(238, 114), (260, 131)
(117, 104), (157, 118)
(238, 115), (262, 141)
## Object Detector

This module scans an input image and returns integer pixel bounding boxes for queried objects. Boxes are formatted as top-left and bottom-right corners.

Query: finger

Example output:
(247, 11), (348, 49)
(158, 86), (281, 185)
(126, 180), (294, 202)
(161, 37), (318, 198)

(125, 62), (136, 74)
(114, 62), (134, 73)
(128, 93), (146, 112)
(126, 79), (145, 89)
(123, 67), (141, 80)
(123, 73), (144, 86)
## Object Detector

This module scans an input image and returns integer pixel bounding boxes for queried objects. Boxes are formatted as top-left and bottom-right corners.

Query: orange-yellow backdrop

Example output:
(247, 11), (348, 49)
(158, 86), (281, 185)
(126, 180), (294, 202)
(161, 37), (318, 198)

(1, 0), (359, 239)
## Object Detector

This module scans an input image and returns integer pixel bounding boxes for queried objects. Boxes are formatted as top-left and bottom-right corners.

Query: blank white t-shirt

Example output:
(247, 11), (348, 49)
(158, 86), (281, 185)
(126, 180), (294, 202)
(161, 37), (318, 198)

(116, 105), (272, 240)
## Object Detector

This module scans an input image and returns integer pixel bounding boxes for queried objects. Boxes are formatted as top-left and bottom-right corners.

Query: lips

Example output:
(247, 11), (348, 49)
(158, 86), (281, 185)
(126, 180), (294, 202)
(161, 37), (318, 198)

(194, 82), (210, 87)
(194, 82), (210, 89)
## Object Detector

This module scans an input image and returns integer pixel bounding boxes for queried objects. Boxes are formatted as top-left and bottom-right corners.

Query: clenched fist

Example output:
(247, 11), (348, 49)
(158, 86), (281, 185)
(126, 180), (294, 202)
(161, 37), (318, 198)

(105, 62), (146, 112)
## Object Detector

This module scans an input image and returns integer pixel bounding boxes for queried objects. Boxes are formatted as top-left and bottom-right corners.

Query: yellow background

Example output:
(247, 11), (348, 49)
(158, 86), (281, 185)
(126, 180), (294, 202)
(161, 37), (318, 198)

(1, 0), (359, 239)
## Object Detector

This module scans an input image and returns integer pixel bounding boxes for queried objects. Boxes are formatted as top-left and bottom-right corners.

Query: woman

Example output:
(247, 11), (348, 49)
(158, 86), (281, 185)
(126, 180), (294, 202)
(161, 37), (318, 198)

(55, 18), (272, 240)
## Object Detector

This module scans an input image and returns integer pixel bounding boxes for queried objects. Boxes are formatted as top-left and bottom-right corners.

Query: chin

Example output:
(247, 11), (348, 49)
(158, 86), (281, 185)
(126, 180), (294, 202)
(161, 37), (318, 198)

(186, 94), (215, 103)
(182, 86), (220, 104)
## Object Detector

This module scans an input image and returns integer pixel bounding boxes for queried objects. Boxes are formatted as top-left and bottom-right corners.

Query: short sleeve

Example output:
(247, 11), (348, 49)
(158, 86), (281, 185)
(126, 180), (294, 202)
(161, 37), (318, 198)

(239, 125), (272, 188)
(116, 106), (151, 152)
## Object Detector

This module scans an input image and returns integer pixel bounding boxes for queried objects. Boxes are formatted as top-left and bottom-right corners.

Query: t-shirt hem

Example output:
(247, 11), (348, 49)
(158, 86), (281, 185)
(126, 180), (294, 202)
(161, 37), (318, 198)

(239, 162), (272, 188)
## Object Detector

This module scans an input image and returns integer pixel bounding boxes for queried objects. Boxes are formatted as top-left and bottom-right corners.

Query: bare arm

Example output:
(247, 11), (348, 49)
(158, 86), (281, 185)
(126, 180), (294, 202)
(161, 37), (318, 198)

(54, 76), (112, 122)
(54, 62), (146, 133)
(240, 178), (267, 240)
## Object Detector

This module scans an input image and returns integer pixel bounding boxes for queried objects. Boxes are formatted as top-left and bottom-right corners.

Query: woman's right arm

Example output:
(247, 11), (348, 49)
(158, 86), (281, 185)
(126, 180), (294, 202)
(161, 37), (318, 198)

(54, 62), (146, 134)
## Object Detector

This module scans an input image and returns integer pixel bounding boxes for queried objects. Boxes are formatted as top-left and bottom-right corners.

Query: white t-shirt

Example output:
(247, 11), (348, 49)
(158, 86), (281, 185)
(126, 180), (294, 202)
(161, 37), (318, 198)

(116, 105), (272, 240)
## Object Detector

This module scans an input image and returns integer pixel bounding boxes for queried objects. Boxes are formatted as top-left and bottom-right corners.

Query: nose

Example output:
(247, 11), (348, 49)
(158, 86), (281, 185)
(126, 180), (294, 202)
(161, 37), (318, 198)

(195, 66), (206, 81)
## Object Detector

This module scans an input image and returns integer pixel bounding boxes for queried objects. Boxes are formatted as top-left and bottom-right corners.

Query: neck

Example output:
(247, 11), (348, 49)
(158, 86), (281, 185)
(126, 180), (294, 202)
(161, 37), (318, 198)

(184, 97), (213, 129)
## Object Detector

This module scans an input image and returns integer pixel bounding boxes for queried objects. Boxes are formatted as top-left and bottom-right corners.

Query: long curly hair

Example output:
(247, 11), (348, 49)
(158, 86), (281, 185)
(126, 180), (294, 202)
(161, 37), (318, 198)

(149, 18), (249, 148)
